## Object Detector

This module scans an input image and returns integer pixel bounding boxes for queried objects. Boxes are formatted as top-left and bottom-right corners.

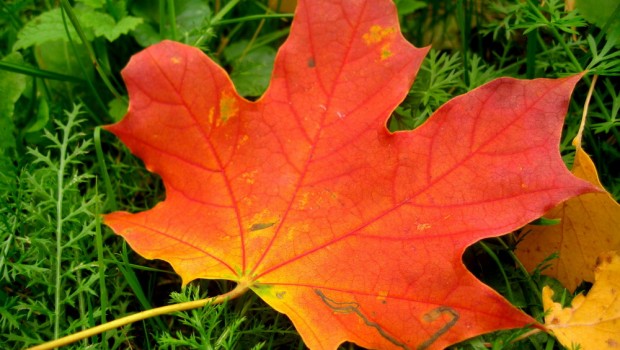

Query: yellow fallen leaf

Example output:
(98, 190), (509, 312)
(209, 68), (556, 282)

(516, 147), (620, 291)
(543, 251), (620, 350)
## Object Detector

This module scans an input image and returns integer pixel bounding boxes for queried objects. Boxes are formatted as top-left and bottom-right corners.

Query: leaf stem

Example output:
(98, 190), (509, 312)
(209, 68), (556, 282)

(573, 74), (598, 148)
(28, 282), (250, 350)
(59, 0), (123, 100)
(0, 61), (84, 82)
(94, 127), (116, 211)
(211, 0), (242, 24)
(214, 13), (293, 26)
(166, 0), (178, 41)
(496, 237), (544, 320)
(457, 0), (470, 87)
(93, 187), (109, 344)
(526, 30), (538, 79)
(159, 0), (166, 37)
(478, 241), (515, 303)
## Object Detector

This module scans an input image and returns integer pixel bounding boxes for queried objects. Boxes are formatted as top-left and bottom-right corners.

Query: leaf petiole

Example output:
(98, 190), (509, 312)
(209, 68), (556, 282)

(28, 282), (250, 350)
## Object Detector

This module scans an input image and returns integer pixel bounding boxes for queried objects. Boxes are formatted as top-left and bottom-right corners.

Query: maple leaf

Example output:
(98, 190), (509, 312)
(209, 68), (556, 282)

(104, 0), (596, 348)
(542, 251), (620, 350)
(516, 147), (620, 291)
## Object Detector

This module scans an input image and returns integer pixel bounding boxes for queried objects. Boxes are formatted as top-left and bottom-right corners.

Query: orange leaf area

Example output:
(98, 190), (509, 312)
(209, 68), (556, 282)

(104, 0), (595, 348)
(516, 147), (620, 291)
(543, 251), (620, 350)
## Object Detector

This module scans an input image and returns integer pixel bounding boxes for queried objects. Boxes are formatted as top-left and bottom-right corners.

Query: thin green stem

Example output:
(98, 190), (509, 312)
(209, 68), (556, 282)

(58, 2), (108, 113)
(115, 242), (168, 331)
(54, 109), (78, 340)
(0, 61), (84, 82)
(94, 127), (116, 211)
(240, 16), (267, 60)
(211, 0), (242, 24)
(478, 241), (515, 303)
(497, 238), (539, 292)
(214, 13), (294, 26)
(59, 0), (123, 100)
(61, 31), (77, 109)
(159, 0), (166, 36)
(94, 187), (109, 349)
(75, 265), (87, 345)
(457, 0), (470, 87)
(167, 0), (178, 41)
(496, 237), (544, 321)
(526, 30), (538, 78)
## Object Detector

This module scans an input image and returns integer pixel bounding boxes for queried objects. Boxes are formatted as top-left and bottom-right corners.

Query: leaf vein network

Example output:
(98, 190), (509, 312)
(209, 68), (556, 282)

(255, 82), (566, 279)
(249, 1), (368, 276)
(149, 49), (248, 275)
(115, 218), (237, 275)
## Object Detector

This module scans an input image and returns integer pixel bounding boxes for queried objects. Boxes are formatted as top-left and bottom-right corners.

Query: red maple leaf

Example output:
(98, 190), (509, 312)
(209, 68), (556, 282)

(104, 0), (595, 348)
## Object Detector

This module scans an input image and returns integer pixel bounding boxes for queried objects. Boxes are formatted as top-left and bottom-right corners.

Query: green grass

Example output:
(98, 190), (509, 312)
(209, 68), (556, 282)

(1, 0), (618, 349)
